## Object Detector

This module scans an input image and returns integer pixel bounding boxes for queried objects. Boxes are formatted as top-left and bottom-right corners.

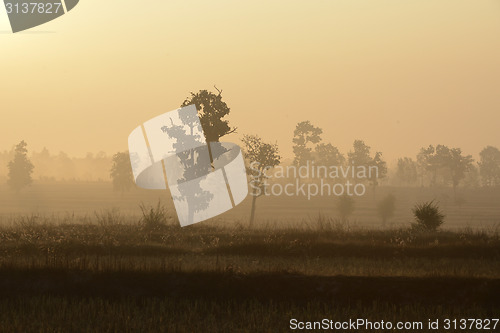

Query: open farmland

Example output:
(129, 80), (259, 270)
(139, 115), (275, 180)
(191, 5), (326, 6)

(0, 182), (498, 331)
(0, 212), (497, 332)
(0, 182), (498, 230)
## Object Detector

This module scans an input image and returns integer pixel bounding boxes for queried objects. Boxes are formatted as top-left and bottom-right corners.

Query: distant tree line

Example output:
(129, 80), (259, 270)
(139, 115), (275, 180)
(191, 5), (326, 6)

(0, 144), (112, 185)
(287, 120), (500, 192)
(396, 145), (500, 190)
(290, 121), (388, 196)
(4, 87), (500, 201)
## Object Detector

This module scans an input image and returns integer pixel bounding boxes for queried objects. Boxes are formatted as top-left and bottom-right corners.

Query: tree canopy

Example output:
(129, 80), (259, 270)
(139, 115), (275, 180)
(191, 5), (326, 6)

(110, 151), (134, 194)
(7, 140), (34, 191)
(292, 121), (322, 166)
(242, 134), (281, 227)
(181, 88), (236, 143)
(479, 146), (500, 187)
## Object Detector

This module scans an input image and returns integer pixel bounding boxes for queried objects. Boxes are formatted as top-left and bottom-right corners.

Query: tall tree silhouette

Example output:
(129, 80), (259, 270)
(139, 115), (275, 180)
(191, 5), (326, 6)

(447, 147), (474, 197)
(417, 145), (436, 187)
(479, 146), (500, 187)
(348, 140), (387, 198)
(348, 140), (372, 167)
(242, 135), (281, 228)
(416, 144), (473, 195)
(369, 152), (387, 189)
(181, 87), (236, 143)
(292, 121), (322, 166)
(110, 151), (134, 194)
(163, 109), (214, 225)
(314, 143), (345, 167)
(7, 140), (34, 191)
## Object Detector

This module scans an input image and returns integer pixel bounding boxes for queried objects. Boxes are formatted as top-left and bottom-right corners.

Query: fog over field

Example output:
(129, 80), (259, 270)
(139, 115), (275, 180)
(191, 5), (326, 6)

(0, 0), (499, 331)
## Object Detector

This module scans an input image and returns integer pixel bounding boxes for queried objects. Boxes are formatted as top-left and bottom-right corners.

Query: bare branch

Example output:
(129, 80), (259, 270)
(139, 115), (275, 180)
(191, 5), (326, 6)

(214, 85), (223, 96)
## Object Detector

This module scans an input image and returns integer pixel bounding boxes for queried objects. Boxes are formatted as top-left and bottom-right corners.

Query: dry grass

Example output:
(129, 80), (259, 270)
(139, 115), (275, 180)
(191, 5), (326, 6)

(0, 210), (497, 331)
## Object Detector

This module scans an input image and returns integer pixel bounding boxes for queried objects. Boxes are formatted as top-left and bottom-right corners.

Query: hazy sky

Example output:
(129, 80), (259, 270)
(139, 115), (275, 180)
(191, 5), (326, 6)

(1, 0), (499, 164)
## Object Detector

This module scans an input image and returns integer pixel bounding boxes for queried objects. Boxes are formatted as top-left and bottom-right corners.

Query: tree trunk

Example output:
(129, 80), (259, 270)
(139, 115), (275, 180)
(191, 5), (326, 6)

(249, 194), (257, 228)
(207, 141), (214, 169)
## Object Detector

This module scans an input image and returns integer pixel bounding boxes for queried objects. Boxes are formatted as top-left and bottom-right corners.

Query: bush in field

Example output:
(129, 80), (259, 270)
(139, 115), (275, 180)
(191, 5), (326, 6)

(377, 194), (396, 225)
(139, 201), (169, 231)
(412, 201), (445, 231)
(336, 194), (355, 223)
(95, 208), (122, 227)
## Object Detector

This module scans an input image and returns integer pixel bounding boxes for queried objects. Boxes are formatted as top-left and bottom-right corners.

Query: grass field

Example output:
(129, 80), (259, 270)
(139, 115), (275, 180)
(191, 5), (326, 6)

(0, 211), (498, 332)
(0, 183), (498, 331)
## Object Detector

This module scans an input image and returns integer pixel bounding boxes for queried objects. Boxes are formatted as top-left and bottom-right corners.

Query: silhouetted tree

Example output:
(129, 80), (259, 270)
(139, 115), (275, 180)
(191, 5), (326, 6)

(416, 145), (436, 186)
(7, 140), (34, 191)
(462, 164), (480, 189)
(479, 146), (500, 187)
(181, 87), (236, 143)
(417, 145), (473, 193)
(348, 140), (387, 197)
(110, 151), (134, 194)
(314, 143), (345, 166)
(292, 121), (322, 166)
(423, 145), (452, 186)
(396, 157), (418, 185)
(368, 152), (387, 194)
(348, 140), (372, 167)
(447, 147), (474, 197)
(242, 134), (281, 228)
(163, 110), (213, 225)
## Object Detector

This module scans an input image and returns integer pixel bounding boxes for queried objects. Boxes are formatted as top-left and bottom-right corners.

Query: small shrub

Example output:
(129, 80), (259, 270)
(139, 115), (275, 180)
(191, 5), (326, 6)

(411, 201), (445, 231)
(95, 208), (122, 227)
(377, 194), (396, 226)
(139, 201), (168, 231)
(14, 213), (41, 229)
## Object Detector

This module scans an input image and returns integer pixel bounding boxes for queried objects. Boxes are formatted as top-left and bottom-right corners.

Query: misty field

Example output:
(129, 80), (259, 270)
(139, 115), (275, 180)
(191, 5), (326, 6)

(0, 183), (498, 331)
(0, 182), (499, 229)
(0, 210), (498, 331)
